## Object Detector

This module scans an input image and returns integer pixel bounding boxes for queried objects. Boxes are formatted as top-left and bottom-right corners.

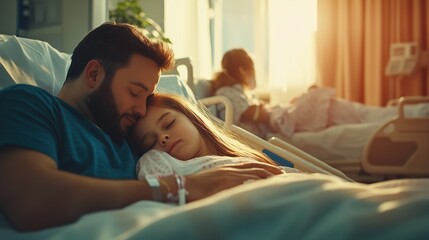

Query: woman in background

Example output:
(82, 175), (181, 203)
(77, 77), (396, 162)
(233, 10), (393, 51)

(210, 48), (271, 138)
(211, 48), (429, 138)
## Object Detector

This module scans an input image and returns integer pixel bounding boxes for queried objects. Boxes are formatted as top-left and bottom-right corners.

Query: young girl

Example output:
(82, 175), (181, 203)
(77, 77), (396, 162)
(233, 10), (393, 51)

(211, 48), (429, 138)
(128, 93), (298, 180)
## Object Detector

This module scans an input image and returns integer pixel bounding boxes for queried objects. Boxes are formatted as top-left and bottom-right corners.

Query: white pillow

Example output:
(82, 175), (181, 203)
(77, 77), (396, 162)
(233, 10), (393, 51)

(156, 74), (197, 103)
(0, 34), (71, 95)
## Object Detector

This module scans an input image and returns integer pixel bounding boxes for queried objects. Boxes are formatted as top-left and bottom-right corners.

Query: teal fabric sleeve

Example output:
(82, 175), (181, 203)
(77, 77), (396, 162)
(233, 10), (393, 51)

(0, 84), (137, 179)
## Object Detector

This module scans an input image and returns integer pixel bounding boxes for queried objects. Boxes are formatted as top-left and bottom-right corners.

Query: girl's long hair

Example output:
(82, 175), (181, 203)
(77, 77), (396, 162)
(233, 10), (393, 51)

(131, 93), (276, 165)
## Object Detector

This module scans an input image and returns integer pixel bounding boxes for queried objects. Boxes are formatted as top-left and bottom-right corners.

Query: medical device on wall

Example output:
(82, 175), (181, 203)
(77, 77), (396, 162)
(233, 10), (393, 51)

(385, 42), (418, 76)
(385, 42), (420, 102)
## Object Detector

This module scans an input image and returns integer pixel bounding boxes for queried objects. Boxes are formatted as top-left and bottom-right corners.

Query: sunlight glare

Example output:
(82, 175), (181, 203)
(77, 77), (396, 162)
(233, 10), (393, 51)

(269, 0), (318, 104)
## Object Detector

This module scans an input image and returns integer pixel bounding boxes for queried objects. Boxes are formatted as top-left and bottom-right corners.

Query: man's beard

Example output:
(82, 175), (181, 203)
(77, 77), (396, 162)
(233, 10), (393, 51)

(86, 82), (125, 145)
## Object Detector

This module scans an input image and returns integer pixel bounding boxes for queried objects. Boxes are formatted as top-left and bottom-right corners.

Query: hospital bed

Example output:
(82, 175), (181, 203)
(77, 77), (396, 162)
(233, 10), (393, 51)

(1, 34), (429, 239)
(269, 96), (429, 182)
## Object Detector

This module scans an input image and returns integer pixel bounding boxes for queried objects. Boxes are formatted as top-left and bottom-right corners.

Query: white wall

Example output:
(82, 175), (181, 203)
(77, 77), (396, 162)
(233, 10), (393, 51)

(91, 0), (108, 29)
(0, 0), (108, 53)
(62, 0), (90, 53)
(0, 0), (18, 35)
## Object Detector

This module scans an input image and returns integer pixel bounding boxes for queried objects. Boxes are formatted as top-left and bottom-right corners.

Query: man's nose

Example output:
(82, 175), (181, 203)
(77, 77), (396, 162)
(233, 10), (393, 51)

(134, 104), (147, 118)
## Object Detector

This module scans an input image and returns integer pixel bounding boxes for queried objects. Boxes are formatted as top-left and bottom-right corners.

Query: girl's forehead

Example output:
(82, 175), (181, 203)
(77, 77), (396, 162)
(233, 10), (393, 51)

(146, 105), (180, 121)
(135, 106), (170, 133)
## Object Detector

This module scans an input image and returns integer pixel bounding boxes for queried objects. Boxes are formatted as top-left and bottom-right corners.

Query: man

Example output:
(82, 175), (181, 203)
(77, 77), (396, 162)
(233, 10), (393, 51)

(0, 23), (281, 232)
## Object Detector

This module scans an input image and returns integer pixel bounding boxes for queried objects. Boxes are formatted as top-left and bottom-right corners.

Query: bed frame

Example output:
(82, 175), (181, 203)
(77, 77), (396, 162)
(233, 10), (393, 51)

(362, 96), (429, 176)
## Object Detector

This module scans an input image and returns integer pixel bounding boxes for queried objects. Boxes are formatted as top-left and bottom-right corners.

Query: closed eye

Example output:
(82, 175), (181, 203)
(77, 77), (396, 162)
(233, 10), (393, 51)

(129, 89), (138, 97)
(166, 119), (175, 129)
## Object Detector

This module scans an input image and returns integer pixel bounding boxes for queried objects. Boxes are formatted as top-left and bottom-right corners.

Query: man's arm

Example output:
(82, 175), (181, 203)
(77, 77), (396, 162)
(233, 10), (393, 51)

(0, 147), (283, 232)
(240, 104), (272, 125)
(0, 147), (150, 232)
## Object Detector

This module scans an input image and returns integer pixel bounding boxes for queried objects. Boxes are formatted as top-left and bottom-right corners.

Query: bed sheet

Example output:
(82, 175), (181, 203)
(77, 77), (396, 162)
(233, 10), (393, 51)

(272, 122), (381, 161)
(2, 173), (428, 240)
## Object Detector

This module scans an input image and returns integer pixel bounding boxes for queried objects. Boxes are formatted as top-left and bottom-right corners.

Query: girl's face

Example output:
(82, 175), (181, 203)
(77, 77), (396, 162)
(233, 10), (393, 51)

(133, 105), (213, 160)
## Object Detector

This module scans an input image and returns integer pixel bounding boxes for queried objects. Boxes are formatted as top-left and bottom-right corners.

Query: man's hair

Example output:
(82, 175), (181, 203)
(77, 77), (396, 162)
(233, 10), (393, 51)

(64, 22), (175, 84)
(129, 92), (276, 166)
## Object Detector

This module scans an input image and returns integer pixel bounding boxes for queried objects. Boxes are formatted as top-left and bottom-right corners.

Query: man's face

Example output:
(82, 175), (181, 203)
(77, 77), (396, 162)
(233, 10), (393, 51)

(86, 54), (161, 144)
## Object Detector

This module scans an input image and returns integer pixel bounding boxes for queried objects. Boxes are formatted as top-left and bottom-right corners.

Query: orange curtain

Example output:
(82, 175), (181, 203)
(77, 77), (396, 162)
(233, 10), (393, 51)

(316, 0), (428, 106)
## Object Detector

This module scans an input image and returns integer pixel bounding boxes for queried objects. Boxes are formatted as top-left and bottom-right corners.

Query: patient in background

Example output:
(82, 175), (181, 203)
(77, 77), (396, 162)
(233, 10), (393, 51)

(211, 48), (429, 138)
(128, 93), (297, 179)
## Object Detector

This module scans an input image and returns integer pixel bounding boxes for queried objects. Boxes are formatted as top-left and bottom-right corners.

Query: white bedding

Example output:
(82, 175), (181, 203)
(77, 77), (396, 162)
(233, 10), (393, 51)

(1, 173), (428, 239)
(284, 122), (382, 161)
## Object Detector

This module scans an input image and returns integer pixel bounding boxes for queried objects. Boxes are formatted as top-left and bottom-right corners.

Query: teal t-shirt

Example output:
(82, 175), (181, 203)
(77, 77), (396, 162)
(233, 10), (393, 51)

(0, 84), (138, 179)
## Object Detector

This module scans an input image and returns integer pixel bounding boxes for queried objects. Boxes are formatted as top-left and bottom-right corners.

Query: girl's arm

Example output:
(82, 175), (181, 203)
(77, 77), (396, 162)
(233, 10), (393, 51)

(240, 104), (272, 125)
